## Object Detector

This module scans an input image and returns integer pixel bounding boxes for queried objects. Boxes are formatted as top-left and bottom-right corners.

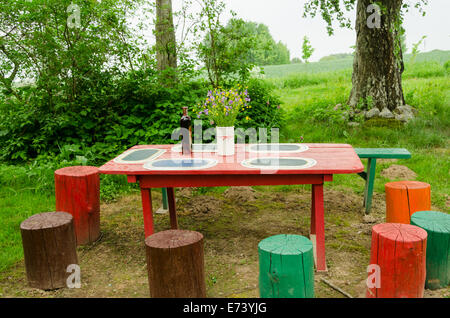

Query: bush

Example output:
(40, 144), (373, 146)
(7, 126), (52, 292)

(0, 70), (208, 164)
(0, 70), (284, 165)
(444, 60), (450, 71)
(235, 79), (284, 131)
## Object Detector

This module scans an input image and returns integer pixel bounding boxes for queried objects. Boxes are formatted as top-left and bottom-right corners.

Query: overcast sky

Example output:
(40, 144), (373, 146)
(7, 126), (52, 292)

(171, 0), (450, 62)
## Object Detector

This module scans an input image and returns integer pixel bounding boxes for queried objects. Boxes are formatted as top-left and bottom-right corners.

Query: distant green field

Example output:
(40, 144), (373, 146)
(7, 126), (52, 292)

(261, 49), (450, 78)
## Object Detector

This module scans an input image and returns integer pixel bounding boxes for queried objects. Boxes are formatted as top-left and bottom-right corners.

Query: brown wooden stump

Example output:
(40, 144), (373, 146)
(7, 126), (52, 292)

(20, 212), (78, 290)
(55, 166), (100, 245)
(145, 230), (206, 298)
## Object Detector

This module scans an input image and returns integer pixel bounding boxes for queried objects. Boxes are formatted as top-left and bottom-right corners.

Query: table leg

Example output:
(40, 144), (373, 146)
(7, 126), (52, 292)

(167, 187), (178, 229)
(310, 187), (316, 235)
(363, 158), (377, 215)
(140, 188), (155, 238)
(156, 188), (169, 214)
(310, 183), (327, 272)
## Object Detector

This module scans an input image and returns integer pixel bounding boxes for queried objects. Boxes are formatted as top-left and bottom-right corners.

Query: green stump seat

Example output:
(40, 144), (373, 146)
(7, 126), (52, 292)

(258, 234), (314, 298)
(411, 211), (450, 290)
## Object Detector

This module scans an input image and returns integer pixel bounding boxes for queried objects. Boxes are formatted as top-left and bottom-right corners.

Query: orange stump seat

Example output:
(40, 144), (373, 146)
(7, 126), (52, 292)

(55, 166), (100, 245)
(385, 181), (431, 224)
(366, 223), (427, 298)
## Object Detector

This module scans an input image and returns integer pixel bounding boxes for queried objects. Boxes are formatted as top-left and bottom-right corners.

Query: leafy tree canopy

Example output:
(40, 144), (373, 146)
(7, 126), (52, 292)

(238, 21), (291, 66)
(302, 0), (428, 35)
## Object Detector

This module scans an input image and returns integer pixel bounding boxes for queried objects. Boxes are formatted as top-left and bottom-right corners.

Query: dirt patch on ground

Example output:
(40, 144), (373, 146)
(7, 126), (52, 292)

(176, 187), (193, 198)
(179, 195), (223, 216)
(381, 164), (417, 180)
(377, 159), (398, 164)
(223, 186), (257, 202)
(1, 186), (448, 298)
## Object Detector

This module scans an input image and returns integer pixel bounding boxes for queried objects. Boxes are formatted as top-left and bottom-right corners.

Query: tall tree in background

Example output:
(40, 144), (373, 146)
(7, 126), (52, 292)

(301, 36), (314, 63)
(241, 22), (291, 66)
(303, 0), (428, 111)
(155, 0), (177, 72)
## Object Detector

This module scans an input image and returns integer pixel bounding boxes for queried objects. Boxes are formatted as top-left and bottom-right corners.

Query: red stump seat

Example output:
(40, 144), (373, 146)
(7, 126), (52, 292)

(54, 166), (100, 245)
(385, 181), (431, 224)
(366, 223), (427, 298)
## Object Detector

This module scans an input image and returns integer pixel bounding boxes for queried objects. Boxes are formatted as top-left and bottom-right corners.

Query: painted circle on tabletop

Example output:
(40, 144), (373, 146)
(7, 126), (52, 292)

(143, 158), (218, 170)
(114, 148), (165, 164)
(241, 157), (317, 170)
(247, 143), (309, 153)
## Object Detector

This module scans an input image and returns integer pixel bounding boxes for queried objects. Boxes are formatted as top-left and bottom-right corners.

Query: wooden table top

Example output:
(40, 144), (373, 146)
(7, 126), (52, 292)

(99, 143), (364, 176)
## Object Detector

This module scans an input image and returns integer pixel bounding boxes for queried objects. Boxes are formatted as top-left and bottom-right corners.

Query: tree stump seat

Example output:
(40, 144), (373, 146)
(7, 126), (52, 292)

(145, 230), (206, 298)
(366, 223), (427, 298)
(411, 211), (450, 290)
(20, 212), (78, 290)
(385, 181), (431, 224)
(258, 234), (314, 298)
(54, 166), (100, 245)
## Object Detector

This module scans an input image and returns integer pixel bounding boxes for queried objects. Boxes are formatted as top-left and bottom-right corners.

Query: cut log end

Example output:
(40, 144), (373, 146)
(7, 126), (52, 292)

(411, 211), (450, 290)
(145, 229), (203, 249)
(385, 181), (431, 224)
(54, 166), (100, 245)
(367, 223), (427, 298)
(145, 230), (206, 298)
(20, 212), (78, 290)
(54, 166), (99, 178)
(258, 234), (314, 298)
(372, 223), (428, 243)
(20, 212), (73, 231)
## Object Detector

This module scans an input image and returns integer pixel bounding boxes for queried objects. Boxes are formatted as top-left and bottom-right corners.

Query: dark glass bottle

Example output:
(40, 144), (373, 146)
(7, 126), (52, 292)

(180, 106), (192, 154)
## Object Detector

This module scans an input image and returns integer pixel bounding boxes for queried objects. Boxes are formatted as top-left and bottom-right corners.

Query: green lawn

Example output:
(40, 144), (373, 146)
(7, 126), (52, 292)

(0, 165), (133, 272)
(262, 49), (450, 78)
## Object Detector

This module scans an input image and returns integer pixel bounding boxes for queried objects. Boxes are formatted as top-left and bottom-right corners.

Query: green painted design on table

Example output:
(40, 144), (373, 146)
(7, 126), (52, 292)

(411, 211), (450, 290)
(258, 234), (314, 298)
(121, 149), (161, 161)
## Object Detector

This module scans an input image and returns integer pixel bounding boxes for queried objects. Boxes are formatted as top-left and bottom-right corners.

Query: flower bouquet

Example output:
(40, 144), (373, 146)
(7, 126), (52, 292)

(196, 85), (251, 155)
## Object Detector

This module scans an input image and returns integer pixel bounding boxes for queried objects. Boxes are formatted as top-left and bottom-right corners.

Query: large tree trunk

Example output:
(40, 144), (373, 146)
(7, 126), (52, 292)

(349, 0), (405, 111)
(155, 0), (177, 72)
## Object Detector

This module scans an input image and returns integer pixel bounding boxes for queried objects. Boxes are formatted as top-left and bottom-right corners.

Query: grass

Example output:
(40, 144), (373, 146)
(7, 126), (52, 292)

(0, 165), (135, 272)
(273, 58), (449, 210)
(262, 49), (450, 79)
(0, 50), (449, 297)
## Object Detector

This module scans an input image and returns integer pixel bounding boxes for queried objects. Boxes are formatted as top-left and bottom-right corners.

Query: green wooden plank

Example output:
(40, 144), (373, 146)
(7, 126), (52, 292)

(161, 188), (168, 210)
(364, 158), (377, 214)
(355, 148), (411, 159)
(258, 234), (314, 298)
(411, 211), (450, 290)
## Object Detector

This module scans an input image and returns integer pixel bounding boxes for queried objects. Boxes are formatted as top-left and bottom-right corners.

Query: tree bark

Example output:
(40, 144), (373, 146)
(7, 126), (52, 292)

(145, 230), (206, 298)
(20, 212), (78, 290)
(349, 0), (405, 111)
(155, 0), (177, 72)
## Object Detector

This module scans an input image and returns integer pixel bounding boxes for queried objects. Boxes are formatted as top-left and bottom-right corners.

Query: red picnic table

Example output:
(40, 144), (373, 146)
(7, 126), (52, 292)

(99, 143), (364, 272)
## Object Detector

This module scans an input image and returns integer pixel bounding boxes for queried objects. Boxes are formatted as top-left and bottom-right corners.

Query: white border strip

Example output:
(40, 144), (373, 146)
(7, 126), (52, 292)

(246, 143), (309, 153)
(143, 158), (218, 171)
(114, 148), (166, 164)
(240, 157), (317, 170)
